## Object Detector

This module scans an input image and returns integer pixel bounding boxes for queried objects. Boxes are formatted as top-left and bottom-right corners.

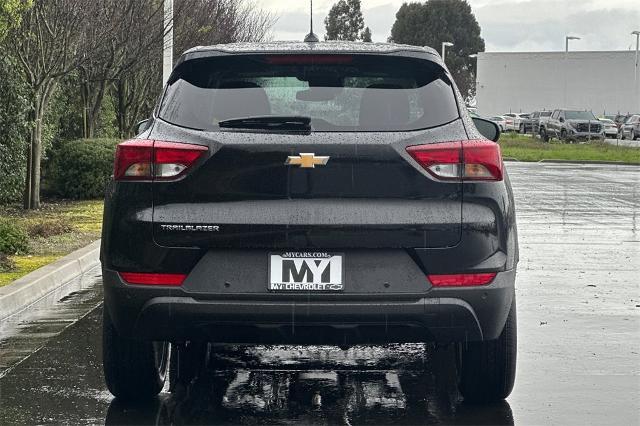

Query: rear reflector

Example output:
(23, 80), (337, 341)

(119, 272), (187, 286)
(114, 140), (208, 181)
(406, 140), (503, 181)
(427, 273), (497, 287)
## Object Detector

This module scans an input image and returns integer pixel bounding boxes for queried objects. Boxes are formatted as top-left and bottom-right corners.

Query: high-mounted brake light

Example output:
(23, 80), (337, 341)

(119, 272), (187, 286)
(406, 140), (503, 181)
(114, 140), (208, 181)
(265, 55), (353, 65)
(428, 273), (497, 287)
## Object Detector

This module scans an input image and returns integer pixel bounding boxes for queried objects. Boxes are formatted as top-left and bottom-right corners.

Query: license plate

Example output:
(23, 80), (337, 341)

(268, 252), (344, 291)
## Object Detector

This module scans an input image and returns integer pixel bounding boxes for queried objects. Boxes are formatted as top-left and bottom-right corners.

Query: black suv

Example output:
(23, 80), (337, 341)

(541, 109), (604, 142)
(101, 42), (518, 404)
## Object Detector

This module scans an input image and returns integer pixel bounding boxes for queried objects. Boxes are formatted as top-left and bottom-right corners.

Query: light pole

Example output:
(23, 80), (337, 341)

(633, 31), (640, 111)
(469, 54), (479, 112)
(442, 42), (454, 63)
(564, 36), (581, 107)
(162, 0), (174, 87)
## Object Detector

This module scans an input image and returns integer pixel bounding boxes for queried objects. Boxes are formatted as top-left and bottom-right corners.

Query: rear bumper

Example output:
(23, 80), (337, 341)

(102, 268), (516, 345)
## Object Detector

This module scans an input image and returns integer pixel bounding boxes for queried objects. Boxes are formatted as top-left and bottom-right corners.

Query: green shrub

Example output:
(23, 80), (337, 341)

(0, 220), (28, 255)
(0, 56), (30, 204)
(47, 138), (120, 199)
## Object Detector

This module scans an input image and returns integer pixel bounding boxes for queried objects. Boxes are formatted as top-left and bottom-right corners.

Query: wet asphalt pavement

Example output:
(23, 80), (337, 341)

(0, 162), (639, 425)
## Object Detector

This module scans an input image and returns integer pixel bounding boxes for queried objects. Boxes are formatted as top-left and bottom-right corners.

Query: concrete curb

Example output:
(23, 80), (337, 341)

(0, 240), (101, 322)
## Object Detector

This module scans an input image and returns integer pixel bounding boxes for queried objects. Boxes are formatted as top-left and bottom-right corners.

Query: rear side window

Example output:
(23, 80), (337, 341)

(158, 54), (460, 132)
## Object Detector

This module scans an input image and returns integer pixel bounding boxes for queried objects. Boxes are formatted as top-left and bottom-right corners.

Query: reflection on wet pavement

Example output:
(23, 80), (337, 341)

(105, 343), (513, 425)
(0, 162), (638, 425)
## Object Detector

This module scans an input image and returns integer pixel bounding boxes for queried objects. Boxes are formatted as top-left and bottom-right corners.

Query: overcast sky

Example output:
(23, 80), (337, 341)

(255, 0), (640, 52)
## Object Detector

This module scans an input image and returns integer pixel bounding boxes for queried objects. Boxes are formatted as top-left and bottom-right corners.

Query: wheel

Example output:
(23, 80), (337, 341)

(457, 296), (517, 403)
(168, 341), (208, 392)
(102, 308), (169, 402)
(540, 128), (549, 142)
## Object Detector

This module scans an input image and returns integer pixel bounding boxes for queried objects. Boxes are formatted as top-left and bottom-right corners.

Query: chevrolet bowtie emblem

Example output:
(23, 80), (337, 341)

(285, 153), (330, 168)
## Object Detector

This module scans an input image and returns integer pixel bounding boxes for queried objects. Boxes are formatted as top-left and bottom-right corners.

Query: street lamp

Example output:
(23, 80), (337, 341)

(565, 35), (581, 53)
(564, 36), (581, 107)
(162, 0), (174, 87)
(442, 42), (454, 62)
(633, 31), (640, 111)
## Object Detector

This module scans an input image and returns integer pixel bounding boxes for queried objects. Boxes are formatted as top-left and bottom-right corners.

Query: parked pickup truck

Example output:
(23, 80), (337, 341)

(540, 109), (604, 143)
(528, 110), (552, 136)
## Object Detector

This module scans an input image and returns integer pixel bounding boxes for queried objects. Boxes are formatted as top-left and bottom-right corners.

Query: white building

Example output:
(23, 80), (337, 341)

(475, 51), (639, 117)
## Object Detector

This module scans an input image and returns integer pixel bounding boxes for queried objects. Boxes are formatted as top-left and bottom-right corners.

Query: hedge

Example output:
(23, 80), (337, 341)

(0, 57), (30, 204)
(47, 138), (120, 199)
(0, 220), (28, 255)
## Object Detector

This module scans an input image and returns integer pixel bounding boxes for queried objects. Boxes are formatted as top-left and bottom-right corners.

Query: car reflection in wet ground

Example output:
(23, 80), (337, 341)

(106, 342), (513, 425)
(0, 162), (638, 425)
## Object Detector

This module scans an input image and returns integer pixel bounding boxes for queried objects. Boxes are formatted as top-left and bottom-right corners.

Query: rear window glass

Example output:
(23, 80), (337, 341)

(158, 55), (460, 132)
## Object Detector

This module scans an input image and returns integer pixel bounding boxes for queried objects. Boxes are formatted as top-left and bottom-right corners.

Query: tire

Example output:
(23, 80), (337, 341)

(457, 296), (517, 403)
(540, 128), (549, 142)
(102, 308), (169, 402)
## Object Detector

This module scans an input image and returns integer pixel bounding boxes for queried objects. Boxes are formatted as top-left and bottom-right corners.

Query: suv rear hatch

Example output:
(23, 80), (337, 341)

(151, 53), (463, 249)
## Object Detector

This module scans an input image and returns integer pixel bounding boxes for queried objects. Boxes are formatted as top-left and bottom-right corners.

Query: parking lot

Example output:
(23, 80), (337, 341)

(0, 162), (638, 425)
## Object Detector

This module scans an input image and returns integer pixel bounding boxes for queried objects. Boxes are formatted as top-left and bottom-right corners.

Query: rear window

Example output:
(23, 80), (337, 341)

(158, 54), (460, 132)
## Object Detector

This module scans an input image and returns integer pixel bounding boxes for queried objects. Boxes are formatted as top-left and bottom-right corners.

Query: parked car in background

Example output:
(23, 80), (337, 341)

(620, 114), (640, 140)
(489, 115), (507, 132)
(541, 109), (604, 142)
(522, 111), (550, 135)
(531, 111), (552, 136)
(503, 113), (528, 132)
(517, 114), (532, 134)
(614, 114), (633, 133)
(598, 118), (618, 139)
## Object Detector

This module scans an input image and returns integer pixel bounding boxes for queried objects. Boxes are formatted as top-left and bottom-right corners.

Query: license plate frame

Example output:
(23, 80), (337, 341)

(268, 252), (345, 292)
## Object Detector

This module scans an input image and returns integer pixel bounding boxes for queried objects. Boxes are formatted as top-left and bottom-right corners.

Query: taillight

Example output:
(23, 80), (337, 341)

(119, 272), (187, 286)
(427, 273), (497, 287)
(114, 140), (153, 180)
(114, 140), (208, 181)
(406, 140), (503, 181)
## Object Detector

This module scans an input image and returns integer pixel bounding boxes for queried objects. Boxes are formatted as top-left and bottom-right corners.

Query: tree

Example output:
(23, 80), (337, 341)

(112, 0), (274, 138)
(9, 0), (110, 209)
(0, 0), (31, 41)
(361, 26), (372, 42)
(324, 0), (367, 42)
(390, 0), (485, 99)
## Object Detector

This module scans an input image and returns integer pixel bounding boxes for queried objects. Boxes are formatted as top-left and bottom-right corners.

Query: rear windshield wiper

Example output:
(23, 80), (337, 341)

(218, 116), (311, 132)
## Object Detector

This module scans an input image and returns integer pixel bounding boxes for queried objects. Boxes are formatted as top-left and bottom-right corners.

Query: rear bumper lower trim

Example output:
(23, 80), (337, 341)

(102, 268), (515, 345)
